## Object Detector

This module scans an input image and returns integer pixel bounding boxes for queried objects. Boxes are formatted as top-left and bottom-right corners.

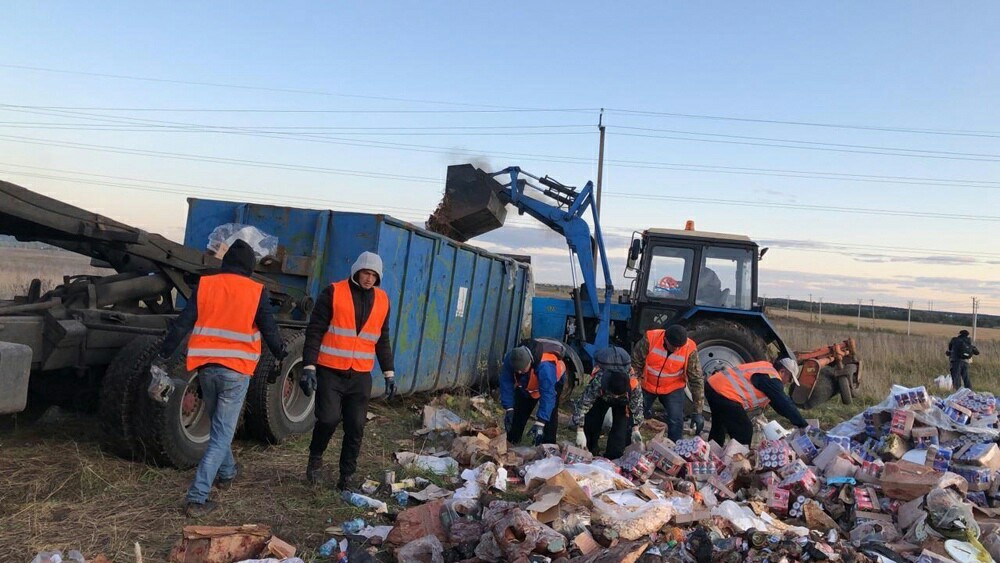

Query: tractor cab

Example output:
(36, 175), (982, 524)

(624, 223), (783, 377)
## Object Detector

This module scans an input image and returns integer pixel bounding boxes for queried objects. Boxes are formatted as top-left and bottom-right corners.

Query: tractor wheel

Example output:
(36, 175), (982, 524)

(800, 368), (838, 409)
(838, 376), (854, 405)
(243, 329), (314, 444)
(99, 335), (159, 459)
(132, 343), (209, 469)
(687, 319), (770, 377)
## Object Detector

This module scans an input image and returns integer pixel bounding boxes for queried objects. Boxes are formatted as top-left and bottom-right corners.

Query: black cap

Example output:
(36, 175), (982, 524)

(595, 346), (631, 373)
(221, 239), (256, 276)
(665, 324), (688, 347)
(960, 329), (970, 336)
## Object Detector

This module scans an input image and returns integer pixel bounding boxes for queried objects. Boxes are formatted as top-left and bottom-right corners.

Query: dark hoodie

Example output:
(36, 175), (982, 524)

(159, 239), (283, 360)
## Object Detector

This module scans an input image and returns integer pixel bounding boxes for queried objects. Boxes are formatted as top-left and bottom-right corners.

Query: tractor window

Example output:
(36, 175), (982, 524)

(697, 246), (753, 310)
(646, 246), (694, 300)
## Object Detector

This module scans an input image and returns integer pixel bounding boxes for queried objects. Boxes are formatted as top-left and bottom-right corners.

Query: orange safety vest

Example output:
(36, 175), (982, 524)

(642, 330), (699, 395)
(518, 352), (566, 399)
(316, 279), (389, 372)
(708, 361), (781, 410)
(186, 274), (264, 376)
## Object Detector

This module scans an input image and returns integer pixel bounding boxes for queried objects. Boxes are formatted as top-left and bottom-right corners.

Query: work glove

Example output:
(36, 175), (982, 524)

(268, 345), (289, 383)
(575, 427), (587, 449)
(384, 371), (397, 401)
(276, 345), (288, 361)
(503, 409), (514, 434)
(690, 413), (705, 435)
(631, 429), (644, 449)
(300, 365), (317, 397)
(529, 421), (546, 445)
(148, 359), (175, 404)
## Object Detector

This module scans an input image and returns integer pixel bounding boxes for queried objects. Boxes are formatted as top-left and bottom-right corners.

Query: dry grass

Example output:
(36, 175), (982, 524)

(0, 248), (107, 300)
(774, 317), (1000, 426)
(0, 391), (523, 562)
(775, 308), (1000, 342)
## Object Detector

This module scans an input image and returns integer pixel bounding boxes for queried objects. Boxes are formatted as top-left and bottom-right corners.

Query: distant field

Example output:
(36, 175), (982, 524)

(0, 247), (107, 299)
(772, 308), (998, 342)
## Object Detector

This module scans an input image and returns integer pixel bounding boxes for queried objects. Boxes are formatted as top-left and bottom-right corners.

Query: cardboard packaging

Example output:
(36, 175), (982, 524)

(910, 426), (939, 449)
(890, 409), (915, 438)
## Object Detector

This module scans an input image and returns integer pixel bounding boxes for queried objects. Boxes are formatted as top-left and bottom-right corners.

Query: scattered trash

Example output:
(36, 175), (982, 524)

(168, 525), (274, 563)
(31, 552), (85, 563)
(396, 534), (445, 563)
(341, 490), (389, 514)
(414, 405), (468, 436)
(394, 451), (459, 475)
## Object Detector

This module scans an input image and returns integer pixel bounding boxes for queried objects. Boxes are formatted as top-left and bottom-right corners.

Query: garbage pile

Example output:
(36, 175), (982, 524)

(318, 387), (1000, 562)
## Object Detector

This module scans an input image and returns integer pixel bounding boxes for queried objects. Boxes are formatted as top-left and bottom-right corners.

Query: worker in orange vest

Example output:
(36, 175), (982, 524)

(299, 251), (395, 491)
(572, 346), (645, 459)
(631, 324), (703, 441)
(705, 358), (807, 445)
(500, 338), (568, 445)
(154, 239), (286, 517)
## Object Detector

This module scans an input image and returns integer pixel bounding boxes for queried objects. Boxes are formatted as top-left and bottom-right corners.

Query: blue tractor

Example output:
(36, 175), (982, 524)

(429, 164), (794, 403)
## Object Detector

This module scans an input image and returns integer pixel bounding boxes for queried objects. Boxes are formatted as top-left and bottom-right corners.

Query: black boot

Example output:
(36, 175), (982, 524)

(336, 473), (357, 492)
(306, 455), (324, 484)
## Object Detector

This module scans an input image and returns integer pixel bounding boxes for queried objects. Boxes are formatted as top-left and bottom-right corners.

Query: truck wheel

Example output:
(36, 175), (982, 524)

(687, 319), (769, 377)
(243, 329), (314, 444)
(132, 343), (209, 469)
(800, 369), (838, 409)
(99, 335), (159, 459)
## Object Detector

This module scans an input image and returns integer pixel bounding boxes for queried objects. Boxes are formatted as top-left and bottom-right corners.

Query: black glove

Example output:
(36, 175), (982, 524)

(529, 421), (546, 445)
(384, 371), (397, 401)
(276, 345), (288, 361)
(300, 365), (317, 397)
(691, 413), (705, 435)
(503, 409), (514, 434)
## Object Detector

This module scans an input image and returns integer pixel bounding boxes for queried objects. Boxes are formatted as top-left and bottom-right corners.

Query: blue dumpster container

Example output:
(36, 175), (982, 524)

(184, 199), (531, 397)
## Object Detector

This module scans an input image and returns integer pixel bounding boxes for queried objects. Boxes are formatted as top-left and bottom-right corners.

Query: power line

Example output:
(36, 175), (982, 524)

(607, 108), (1000, 139)
(4, 133), (994, 225)
(6, 104), (1000, 190)
(3, 163), (997, 262)
(614, 131), (1000, 163)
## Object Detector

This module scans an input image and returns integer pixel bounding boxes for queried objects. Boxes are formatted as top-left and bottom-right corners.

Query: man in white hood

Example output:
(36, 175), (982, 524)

(299, 251), (396, 491)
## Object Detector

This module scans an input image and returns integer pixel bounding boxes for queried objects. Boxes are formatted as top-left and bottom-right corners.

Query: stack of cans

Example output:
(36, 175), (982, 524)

(674, 437), (710, 461)
(943, 404), (972, 425)
(854, 487), (879, 511)
(893, 386), (931, 409)
(957, 392), (997, 415)
(932, 446), (954, 472)
(858, 460), (884, 480)
(757, 440), (793, 470)
(791, 434), (819, 462)
(787, 495), (808, 518)
(825, 434), (852, 450)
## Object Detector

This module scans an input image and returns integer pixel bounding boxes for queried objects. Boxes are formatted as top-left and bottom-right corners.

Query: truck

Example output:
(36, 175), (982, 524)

(428, 164), (855, 406)
(0, 179), (530, 468)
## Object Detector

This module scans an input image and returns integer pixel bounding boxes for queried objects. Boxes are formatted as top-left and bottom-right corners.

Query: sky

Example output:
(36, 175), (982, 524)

(0, 3), (997, 314)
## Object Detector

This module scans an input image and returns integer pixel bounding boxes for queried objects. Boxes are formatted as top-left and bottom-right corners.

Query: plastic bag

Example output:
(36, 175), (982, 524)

(926, 487), (981, 540)
(712, 500), (772, 533)
(523, 456), (565, 486)
(591, 496), (674, 540)
(31, 552), (86, 563)
(207, 223), (278, 260)
(397, 534), (445, 563)
(566, 462), (635, 495)
(147, 363), (175, 404)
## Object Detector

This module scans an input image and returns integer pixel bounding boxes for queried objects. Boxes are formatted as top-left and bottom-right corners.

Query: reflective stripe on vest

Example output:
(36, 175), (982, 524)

(518, 352), (566, 399)
(642, 330), (698, 395)
(708, 361), (780, 410)
(316, 279), (389, 372)
(186, 273), (264, 376)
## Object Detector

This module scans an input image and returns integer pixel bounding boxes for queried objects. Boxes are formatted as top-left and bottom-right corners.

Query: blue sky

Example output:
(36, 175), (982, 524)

(1, 3), (996, 314)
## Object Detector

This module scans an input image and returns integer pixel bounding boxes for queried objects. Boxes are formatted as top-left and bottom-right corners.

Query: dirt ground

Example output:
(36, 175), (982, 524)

(0, 392), (524, 562)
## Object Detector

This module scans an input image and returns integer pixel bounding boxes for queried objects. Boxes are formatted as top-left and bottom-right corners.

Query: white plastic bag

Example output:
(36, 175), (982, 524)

(523, 456), (565, 487)
(207, 223), (278, 260)
(591, 497), (674, 540)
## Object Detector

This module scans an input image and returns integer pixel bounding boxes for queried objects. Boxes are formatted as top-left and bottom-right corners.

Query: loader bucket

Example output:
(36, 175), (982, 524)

(426, 164), (508, 242)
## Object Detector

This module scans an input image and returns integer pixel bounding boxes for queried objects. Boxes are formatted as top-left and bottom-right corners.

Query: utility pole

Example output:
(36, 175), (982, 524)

(787, 295), (791, 318)
(972, 297), (980, 341)
(818, 298), (823, 324)
(595, 108), (606, 217)
(907, 300), (913, 336)
(871, 299), (876, 331)
(857, 299), (862, 330)
(809, 293), (813, 322)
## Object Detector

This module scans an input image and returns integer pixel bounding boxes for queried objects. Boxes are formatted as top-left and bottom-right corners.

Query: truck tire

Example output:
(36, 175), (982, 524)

(243, 328), (314, 444)
(132, 342), (210, 469)
(838, 376), (853, 405)
(99, 335), (158, 459)
(687, 319), (770, 377)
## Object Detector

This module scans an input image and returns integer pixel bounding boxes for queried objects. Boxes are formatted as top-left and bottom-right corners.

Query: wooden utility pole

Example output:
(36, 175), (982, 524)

(857, 299), (862, 330)
(818, 298), (823, 324)
(907, 300), (913, 336)
(871, 299), (876, 330)
(595, 108), (606, 217)
(972, 297), (980, 341)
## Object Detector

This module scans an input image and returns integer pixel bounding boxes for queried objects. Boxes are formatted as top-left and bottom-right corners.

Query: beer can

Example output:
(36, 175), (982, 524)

(384, 470), (396, 486)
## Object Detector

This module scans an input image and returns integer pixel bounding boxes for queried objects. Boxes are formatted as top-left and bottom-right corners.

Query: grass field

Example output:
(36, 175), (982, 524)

(0, 247), (107, 300)
(774, 308), (999, 341)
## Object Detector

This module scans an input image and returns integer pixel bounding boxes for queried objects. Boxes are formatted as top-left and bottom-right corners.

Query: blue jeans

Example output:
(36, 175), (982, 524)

(186, 365), (250, 504)
(643, 389), (686, 441)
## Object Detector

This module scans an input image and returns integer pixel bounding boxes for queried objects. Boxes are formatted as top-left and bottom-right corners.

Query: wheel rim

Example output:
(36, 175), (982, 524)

(179, 375), (211, 444)
(699, 343), (749, 377)
(281, 359), (314, 423)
